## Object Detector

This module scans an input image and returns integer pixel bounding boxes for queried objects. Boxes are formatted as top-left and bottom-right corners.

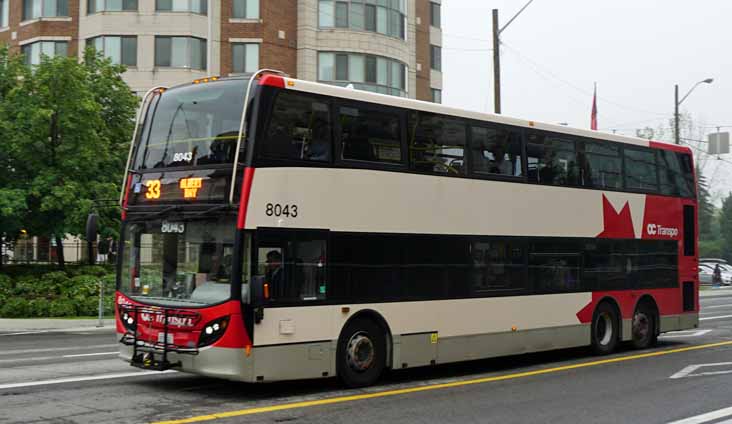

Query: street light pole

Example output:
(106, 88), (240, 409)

(674, 78), (714, 144)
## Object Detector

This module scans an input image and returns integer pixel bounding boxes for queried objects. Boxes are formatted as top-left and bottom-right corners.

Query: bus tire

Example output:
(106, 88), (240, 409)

(591, 301), (619, 355)
(631, 302), (658, 349)
(336, 318), (386, 388)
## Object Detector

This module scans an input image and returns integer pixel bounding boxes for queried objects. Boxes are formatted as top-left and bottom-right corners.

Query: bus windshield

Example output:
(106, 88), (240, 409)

(134, 79), (246, 170)
(120, 217), (249, 307)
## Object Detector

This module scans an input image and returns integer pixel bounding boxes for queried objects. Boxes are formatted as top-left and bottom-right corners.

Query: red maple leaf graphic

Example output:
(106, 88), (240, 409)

(597, 194), (635, 238)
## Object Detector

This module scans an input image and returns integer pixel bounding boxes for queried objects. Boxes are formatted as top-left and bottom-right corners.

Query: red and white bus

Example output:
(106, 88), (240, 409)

(116, 70), (699, 387)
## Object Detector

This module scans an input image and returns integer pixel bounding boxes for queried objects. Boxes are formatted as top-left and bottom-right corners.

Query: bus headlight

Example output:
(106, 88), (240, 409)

(119, 307), (136, 332)
(198, 316), (230, 347)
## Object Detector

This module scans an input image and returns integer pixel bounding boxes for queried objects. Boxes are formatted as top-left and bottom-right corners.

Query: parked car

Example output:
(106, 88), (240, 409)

(699, 263), (732, 285)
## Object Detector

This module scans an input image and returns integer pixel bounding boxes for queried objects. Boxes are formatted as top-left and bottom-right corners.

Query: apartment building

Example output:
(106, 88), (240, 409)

(0, 0), (443, 102)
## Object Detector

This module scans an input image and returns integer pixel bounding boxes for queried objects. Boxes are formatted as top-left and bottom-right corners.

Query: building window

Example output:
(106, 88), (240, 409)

(22, 41), (68, 66)
(231, 43), (259, 74)
(156, 0), (207, 15)
(232, 0), (258, 19)
(23, 0), (69, 20)
(430, 2), (440, 28)
(318, 52), (407, 97)
(155, 36), (207, 70)
(430, 45), (441, 71)
(319, 0), (406, 40)
(88, 36), (137, 66)
(0, 0), (8, 27)
(431, 88), (441, 104)
(88, 0), (138, 14)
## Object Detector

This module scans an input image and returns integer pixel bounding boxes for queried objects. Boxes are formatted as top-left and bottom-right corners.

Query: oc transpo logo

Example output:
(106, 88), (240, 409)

(646, 223), (679, 238)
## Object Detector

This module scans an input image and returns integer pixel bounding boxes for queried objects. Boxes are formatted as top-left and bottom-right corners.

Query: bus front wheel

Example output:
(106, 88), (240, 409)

(336, 318), (386, 388)
(591, 302), (619, 355)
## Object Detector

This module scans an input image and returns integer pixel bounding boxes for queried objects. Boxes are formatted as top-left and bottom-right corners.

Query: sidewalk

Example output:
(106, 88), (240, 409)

(0, 318), (115, 333)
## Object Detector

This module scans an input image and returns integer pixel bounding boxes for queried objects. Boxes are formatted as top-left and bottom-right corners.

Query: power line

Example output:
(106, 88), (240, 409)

(501, 42), (669, 119)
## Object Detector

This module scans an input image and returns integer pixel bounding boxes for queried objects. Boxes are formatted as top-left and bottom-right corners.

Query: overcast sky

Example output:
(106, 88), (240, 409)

(442, 0), (732, 203)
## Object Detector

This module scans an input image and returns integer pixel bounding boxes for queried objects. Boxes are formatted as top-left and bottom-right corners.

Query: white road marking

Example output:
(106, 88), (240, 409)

(0, 352), (118, 364)
(62, 352), (118, 358)
(699, 315), (732, 321)
(701, 303), (732, 309)
(0, 326), (113, 337)
(0, 370), (177, 390)
(670, 362), (732, 379)
(667, 405), (732, 423)
(660, 330), (712, 339)
(0, 344), (117, 356)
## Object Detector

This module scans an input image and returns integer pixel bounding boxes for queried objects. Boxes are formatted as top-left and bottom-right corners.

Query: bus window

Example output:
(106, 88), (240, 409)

(409, 112), (466, 175)
(469, 239), (526, 294)
(255, 235), (327, 302)
(526, 133), (579, 186)
(261, 91), (332, 162)
(624, 147), (659, 192)
(470, 125), (523, 177)
(581, 141), (622, 190)
(339, 104), (402, 164)
(677, 152), (695, 198)
(529, 240), (581, 292)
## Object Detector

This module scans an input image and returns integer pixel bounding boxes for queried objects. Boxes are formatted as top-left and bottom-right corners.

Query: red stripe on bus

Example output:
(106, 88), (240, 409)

(259, 75), (285, 88)
(121, 174), (133, 220)
(649, 141), (692, 154)
(237, 167), (256, 229)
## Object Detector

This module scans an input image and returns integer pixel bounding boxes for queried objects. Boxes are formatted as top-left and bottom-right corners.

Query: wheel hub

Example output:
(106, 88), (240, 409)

(633, 312), (650, 341)
(596, 312), (613, 346)
(346, 332), (375, 372)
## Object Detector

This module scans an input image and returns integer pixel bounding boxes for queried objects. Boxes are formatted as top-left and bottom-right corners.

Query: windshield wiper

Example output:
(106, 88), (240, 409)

(193, 204), (231, 216)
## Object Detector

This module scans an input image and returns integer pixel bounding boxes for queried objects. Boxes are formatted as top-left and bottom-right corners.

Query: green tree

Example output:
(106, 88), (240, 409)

(721, 193), (732, 262)
(1, 48), (138, 267)
(697, 165), (716, 241)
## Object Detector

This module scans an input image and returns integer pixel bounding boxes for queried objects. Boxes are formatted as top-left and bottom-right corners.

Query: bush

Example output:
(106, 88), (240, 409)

(28, 298), (51, 317)
(0, 298), (31, 318)
(69, 265), (110, 277)
(62, 275), (100, 299)
(74, 296), (100, 316)
(48, 299), (77, 317)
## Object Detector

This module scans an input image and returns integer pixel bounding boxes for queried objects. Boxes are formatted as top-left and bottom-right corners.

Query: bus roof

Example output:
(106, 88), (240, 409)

(258, 74), (691, 155)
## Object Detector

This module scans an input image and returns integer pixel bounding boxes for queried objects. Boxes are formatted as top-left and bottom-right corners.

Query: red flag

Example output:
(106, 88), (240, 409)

(590, 83), (598, 130)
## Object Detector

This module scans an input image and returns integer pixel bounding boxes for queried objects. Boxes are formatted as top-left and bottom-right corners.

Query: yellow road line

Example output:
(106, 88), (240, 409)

(152, 340), (732, 424)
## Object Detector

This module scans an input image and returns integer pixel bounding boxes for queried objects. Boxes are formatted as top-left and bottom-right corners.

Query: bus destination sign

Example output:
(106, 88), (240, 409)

(128, 171), (230, 205)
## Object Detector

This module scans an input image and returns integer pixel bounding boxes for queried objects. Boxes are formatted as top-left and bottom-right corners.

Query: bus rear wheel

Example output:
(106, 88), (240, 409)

(337, 318), (386, 388)
(591, 302), (619, 355)
(631, 303), (657, 349)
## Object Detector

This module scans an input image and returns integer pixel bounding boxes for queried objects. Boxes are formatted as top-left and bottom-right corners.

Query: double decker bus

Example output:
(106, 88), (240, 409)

(116, 70), (699, 387)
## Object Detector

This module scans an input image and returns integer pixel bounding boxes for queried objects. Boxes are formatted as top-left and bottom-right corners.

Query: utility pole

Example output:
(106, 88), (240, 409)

(492, 0), (536, 115)
(674, 84), (680, 145)
(492, 9), (501, 114)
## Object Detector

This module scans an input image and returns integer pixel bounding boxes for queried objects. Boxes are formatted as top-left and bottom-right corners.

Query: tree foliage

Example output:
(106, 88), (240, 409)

(0, 46), (138, 265)
(720, 192), (732, 262)
(697, 165), (716, 240)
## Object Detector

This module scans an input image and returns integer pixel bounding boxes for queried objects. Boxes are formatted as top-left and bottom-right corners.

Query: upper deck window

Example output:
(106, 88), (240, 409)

(409, 111), (466, 175)
(624, 147), (659, 192)
(470, 124), (523, 177)
(527, 133), (579, 186)
(260, 91), (332, 162)
(339, 104), (402, 164)
(133, 79), (246, 170)
(581, 141), (622, 190)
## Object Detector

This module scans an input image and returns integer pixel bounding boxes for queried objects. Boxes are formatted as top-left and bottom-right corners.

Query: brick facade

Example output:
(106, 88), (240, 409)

(2, 0), (79, 55)
(415, 0), (431, 101)
(220, 0), (297, 77)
